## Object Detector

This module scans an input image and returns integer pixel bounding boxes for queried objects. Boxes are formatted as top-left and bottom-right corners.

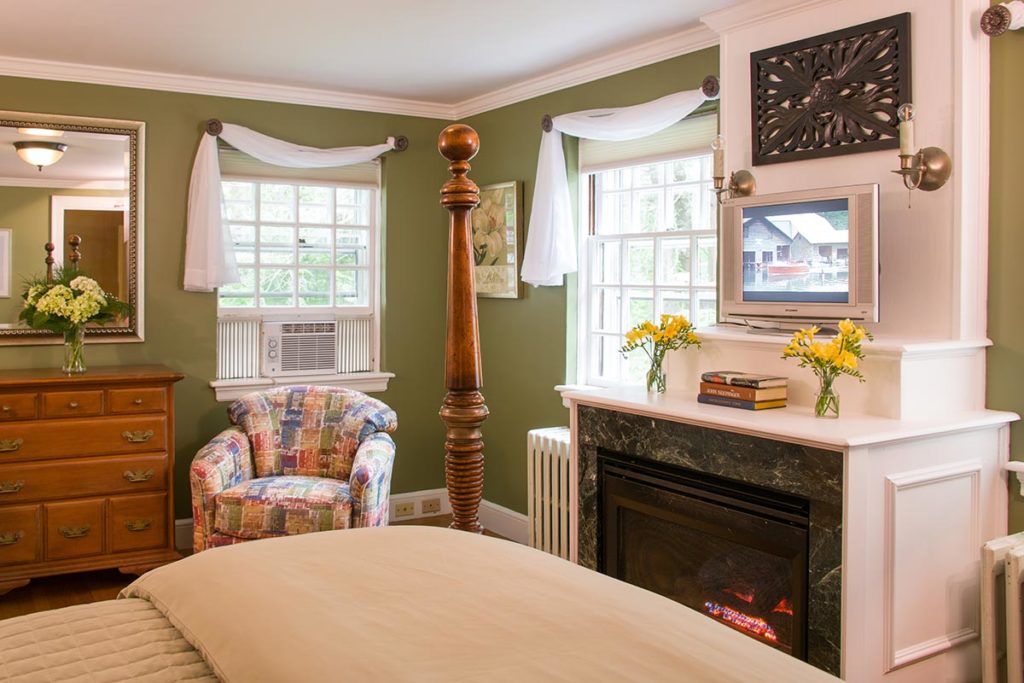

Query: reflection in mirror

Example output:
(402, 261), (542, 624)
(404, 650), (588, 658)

(0, 112), (143, 343)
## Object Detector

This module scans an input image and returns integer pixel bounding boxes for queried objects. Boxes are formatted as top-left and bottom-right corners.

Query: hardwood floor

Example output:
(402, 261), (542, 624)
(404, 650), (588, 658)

(0, 516), (507, 620)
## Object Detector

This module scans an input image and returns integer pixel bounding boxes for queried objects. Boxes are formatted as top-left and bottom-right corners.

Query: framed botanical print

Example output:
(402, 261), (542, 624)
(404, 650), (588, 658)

(472, 181), (522, 299)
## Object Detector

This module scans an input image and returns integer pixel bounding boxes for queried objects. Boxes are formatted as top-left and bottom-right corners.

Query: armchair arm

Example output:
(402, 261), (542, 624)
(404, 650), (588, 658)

(190, 426), (254, 552)
(349, 432), (396, 528)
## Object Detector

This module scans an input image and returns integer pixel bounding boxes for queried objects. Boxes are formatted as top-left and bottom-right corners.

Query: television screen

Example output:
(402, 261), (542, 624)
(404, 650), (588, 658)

(741, 198), (850, 304)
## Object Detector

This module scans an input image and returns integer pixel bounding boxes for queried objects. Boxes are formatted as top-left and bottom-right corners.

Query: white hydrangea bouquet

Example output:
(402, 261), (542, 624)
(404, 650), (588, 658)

(19, 270), (129, 373)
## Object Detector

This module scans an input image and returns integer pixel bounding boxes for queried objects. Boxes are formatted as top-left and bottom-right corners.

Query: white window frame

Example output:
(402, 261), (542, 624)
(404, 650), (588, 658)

(576, 151), (718, 388)
(210, 174), (391, 400)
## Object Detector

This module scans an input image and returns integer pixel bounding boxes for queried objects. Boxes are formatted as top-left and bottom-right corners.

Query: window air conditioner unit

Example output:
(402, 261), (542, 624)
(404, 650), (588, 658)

(261, 320), (337, 377)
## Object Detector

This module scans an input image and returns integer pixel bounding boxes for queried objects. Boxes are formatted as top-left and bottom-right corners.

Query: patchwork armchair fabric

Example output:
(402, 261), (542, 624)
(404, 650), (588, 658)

(190, 386), (397, 553)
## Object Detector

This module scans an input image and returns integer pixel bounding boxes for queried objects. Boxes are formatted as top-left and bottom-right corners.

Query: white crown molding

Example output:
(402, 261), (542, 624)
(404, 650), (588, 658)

(453, 25), (719, 118)
(701, 0), (842, 35)
(0, 54), (456, 120)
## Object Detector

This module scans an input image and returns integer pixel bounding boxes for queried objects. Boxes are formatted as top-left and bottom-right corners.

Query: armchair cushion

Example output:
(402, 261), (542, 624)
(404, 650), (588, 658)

(227, 386), (397, 480)
(214, 476), (354, 540)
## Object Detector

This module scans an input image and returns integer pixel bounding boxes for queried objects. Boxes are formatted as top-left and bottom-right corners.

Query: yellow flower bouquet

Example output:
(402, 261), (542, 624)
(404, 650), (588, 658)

(781, 319), (872, 418)
(620, 314), (701, 393)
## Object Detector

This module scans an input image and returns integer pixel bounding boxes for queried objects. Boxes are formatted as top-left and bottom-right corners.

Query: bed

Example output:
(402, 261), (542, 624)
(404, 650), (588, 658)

(0, 120), (836, 682)
(1, 526), (836, 682)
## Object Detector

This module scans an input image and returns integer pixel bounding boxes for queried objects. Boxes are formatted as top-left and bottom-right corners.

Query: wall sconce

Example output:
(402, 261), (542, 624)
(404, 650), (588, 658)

(710, 135), (756, 203)
(891, 103), (952, 193)
(982, 1), (1024, 36)
(13, 141), (67, 172)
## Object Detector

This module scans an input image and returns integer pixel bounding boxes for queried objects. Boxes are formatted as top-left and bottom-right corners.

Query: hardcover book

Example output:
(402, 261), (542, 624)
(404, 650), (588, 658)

(699, 382), (787, 402)
(697, 394), (787, 411)
(700, 370), (788, 389)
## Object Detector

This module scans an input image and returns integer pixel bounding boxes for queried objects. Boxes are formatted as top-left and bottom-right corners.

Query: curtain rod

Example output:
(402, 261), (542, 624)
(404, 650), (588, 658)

(203, 119), (408, 152)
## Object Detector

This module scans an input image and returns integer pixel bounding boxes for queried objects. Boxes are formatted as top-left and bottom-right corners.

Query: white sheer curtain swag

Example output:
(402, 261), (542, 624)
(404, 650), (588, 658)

(183, 122), (397, 292)
(521, 86), (716, 287)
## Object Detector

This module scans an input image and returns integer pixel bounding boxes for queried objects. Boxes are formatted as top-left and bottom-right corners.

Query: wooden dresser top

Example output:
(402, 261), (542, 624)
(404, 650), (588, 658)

(0, 365), (184, 389)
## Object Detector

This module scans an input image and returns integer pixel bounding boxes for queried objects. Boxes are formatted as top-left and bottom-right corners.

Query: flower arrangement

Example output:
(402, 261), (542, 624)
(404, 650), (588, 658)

(620, 314), (701, 393)
(781, 319), (872, 418)
(19, 270), (129, 374)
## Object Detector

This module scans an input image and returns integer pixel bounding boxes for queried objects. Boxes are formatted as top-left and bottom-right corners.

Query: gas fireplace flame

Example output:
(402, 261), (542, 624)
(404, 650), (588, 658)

(704, 601), (779, 642)
(772, 598), (793, 616)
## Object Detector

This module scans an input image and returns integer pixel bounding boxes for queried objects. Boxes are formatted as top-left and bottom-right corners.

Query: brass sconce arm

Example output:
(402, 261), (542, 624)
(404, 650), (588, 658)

(891, 148), (953, 192)
(712, 170), (757, 204)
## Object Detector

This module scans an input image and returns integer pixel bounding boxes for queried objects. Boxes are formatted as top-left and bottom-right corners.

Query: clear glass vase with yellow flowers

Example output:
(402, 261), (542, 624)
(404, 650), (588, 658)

(620, 314), (701, 393)
(781, 319), (872, 418)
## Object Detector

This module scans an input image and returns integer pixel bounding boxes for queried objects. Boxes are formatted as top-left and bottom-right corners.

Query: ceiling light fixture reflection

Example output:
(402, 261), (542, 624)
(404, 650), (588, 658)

(13, 141), (68, 171)
(16, 127), (64, 137)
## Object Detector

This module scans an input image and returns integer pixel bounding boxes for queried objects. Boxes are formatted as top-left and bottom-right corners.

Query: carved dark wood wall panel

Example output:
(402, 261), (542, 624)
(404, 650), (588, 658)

(750, 13), (911, 166)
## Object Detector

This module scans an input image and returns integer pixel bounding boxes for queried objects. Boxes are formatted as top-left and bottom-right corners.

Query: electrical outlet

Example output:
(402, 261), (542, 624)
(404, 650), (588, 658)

(394, 502), (415, 518)
(421, 498), (441, 514)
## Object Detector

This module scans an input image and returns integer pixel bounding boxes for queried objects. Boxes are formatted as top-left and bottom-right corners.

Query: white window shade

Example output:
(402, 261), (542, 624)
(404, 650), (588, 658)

(579, 113), (718, 174)
(218, 145), (380, 186)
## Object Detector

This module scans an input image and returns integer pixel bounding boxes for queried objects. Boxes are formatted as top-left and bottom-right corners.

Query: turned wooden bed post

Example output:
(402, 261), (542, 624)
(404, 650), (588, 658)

(438, 124), (488, 533)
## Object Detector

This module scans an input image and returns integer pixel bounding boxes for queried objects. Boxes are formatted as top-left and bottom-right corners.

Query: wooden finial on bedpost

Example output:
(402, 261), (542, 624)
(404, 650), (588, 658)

(44, 242), (55, 282)
(437, 123), (487, 534)
(68, 235), (81, 272)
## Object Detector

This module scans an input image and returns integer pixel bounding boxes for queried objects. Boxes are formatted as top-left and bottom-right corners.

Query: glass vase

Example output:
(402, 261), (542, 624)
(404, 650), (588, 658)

(645, 361), (666, 394)
(62, 326), (86, 374)
(814, 373), (839, 418)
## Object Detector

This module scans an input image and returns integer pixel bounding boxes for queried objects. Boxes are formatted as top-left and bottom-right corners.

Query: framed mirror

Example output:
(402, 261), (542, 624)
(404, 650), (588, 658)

(0, 111), (143, 343)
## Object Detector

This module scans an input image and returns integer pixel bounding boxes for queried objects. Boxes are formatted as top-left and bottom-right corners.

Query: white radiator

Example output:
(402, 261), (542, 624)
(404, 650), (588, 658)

(527, 427), (571, 560)
(982, 531), (1024, 683)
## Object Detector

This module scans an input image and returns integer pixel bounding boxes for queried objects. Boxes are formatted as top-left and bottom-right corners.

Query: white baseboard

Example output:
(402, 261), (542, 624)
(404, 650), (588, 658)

(174, 489), (530, 550)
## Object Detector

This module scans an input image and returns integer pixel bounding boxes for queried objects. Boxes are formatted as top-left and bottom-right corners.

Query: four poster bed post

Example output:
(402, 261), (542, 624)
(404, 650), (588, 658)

(437, 124), (488, 533)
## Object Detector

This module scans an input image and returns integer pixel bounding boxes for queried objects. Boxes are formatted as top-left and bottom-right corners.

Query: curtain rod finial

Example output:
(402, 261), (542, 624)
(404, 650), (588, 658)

(393, 135), (409, 152)
(205, 119), (223, 136)
(541, 114), (553, 133)
(702, 75), (720, 99)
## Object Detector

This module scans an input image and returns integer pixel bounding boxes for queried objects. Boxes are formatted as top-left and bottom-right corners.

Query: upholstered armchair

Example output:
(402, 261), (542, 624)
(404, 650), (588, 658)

(190, 386), (397, 553)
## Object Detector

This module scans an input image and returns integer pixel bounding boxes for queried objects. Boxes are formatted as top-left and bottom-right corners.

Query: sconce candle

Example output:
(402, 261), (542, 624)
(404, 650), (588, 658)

(897, 104), (915, 156)
(711, 134), (725, 179)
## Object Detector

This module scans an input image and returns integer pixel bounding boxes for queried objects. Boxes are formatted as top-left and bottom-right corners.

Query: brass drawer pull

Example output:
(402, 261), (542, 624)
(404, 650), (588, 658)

(0, 438), (23, 453)
(124, 518), (152, 532)
(132, 398), (144, 405)
(0, 531), (23, 546)
(68, 401), (80, 409)
(1, 405), (11, 413)
(0, 480), (24, 494)
(123, 469), (155, 483)
(122, 430), (154, 444)
(58, 525), (90, 539)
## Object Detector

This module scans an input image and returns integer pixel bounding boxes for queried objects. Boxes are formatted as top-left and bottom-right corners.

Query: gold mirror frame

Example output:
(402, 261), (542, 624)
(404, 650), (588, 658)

(0, 111), (143, 344)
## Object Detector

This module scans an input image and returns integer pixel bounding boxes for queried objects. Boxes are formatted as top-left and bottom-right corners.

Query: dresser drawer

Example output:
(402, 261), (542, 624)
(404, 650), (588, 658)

(0, 454), (167, 503)
(0, 504), (40, 565)
(42, 390), (104, 418)
(0, 415), (167, 461)
(0, 394), (38, 422)
(109, 494), (167, 553)
(108, 387), (167, 415)
(46, 499), (104, 560)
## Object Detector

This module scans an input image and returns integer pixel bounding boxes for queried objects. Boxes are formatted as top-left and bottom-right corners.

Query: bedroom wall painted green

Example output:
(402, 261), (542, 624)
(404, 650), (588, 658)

(0, 75), (452, 518)
(988, 32), (1024, 533)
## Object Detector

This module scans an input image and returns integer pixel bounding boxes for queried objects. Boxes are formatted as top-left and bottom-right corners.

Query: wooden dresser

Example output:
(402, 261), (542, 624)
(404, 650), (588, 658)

(0, 365), (184, 595)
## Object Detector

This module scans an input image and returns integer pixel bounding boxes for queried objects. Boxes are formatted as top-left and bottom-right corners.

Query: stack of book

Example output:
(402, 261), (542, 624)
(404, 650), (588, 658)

(698, 371), (788, 411)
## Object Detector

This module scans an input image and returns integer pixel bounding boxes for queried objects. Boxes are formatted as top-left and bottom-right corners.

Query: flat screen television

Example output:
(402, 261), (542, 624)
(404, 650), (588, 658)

(719, 183), (879, 328)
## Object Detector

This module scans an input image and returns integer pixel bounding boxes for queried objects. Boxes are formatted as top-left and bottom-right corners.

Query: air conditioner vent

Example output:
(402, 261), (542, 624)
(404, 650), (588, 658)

(262, 320), (337, 377)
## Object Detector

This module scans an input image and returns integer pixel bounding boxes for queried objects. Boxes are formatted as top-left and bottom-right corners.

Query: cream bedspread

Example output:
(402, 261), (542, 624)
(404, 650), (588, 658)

(0, 598), (215, 682)
(123, 526), (838, 682)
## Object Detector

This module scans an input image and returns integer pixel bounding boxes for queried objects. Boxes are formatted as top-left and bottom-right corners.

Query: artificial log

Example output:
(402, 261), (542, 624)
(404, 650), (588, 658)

(437, 124), (487, 533)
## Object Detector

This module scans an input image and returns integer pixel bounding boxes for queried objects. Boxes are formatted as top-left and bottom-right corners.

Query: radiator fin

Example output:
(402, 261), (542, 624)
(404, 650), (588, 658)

(981, 531), (1024, 683)
(527, 427), (572, 560)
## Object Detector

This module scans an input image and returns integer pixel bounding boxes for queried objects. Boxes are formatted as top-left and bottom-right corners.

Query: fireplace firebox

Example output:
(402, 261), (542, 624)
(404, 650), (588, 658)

(599, 451), (811, 659)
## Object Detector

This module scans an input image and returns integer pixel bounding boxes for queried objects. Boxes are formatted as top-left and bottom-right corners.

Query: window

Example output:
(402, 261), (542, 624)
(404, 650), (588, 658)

(211, 162), (389, 401)
(580, 150), (718, 387)
(218, 180), (376, 312)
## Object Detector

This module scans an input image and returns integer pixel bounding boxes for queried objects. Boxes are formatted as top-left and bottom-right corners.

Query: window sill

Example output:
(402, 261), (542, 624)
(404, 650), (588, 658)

(209, 372), (394, 402)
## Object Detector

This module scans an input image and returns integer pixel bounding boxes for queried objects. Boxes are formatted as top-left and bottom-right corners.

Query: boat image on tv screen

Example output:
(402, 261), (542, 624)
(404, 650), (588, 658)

(741, 198), (849, 304)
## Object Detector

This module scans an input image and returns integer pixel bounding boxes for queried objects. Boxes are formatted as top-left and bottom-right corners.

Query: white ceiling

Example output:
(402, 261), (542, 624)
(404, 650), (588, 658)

(0, 0), (733, 110)
(0, 127), (128, 188)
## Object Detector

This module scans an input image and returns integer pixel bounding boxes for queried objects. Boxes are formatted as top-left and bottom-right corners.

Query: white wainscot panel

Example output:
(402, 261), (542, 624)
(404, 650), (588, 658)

(884, 461), (981, 671)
